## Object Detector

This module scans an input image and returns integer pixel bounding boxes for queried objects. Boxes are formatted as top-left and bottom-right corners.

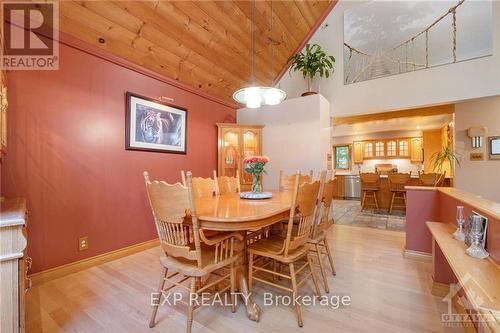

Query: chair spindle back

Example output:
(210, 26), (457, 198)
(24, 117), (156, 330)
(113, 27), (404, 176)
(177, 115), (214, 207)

(388, 172), (411, 192)
(284, 173), (321, 257)
(144, 171), (204, 268)
(215, 171), (241, 195)
(279, 170), (313, 191)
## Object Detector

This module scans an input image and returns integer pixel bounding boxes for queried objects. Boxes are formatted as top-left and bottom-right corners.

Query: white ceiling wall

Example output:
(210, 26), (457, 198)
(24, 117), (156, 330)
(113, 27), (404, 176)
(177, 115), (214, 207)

(277, 0), (500, 117)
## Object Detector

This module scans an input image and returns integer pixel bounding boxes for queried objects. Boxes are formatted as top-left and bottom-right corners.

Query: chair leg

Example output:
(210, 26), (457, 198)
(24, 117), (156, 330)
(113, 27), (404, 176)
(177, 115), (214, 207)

(248, 253), (254, 292)
(272, 259), (277, 282)
(315, 244), (329, 293)
(149, 267), (168, 328)
(230, 262), (236, 313)
(361, 191), (366, 210)
(307, 254), (321, 297)
(323, 239), (336, 276)
(289, 262), (303, 327)
(389, 192), (395, 214)
(187, 277), (196, 333)
(373, 191), (379, 210)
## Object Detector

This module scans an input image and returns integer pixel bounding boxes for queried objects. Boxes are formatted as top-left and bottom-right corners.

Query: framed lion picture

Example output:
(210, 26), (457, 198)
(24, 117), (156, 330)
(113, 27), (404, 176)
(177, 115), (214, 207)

(125, 92), (187, 154)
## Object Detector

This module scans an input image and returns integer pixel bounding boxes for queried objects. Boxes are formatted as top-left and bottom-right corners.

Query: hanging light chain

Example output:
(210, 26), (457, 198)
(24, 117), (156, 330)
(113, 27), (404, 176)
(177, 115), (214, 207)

(251, 0), (256, 84)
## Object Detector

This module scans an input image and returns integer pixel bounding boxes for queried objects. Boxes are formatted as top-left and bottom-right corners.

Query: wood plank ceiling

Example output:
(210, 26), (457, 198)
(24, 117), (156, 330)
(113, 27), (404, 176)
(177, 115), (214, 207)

(59, 1), (333, 104)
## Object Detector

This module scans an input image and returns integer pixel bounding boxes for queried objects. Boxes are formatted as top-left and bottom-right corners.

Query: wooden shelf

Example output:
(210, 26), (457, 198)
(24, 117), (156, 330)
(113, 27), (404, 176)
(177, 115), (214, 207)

(426, 222), (500, 331)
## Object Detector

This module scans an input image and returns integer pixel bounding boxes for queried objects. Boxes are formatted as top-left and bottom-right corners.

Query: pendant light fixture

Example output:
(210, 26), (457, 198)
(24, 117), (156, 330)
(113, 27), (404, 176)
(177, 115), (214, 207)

(232, 0), (286, 108)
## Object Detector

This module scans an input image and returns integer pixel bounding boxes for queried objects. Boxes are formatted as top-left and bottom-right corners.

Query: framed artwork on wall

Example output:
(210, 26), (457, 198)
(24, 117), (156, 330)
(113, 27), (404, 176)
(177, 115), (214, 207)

(343, 1), (493, 84)
(489, 136), (500, 160)
(125, 92), (187, 154)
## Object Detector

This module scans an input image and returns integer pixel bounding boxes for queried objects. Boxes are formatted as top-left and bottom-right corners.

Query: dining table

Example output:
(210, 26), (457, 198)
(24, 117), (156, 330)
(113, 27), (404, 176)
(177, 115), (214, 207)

(194, 190), (294, 322)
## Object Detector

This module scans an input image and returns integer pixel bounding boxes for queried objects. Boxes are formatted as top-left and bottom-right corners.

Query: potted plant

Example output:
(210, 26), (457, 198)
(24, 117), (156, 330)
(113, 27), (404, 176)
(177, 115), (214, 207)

(430, 146), (460, 174)
(289, 43), (335, 96)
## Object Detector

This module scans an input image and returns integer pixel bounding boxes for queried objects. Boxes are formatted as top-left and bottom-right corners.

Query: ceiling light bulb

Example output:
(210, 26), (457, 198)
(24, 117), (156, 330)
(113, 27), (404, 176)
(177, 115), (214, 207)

(264, 88), (282, 105)
(245, 87), (261, 109)
(417, 126), (421, 129)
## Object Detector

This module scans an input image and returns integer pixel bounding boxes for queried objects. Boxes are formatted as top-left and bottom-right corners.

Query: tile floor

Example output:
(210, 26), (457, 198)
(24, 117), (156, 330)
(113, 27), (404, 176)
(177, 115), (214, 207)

(332, 199), (406, 232)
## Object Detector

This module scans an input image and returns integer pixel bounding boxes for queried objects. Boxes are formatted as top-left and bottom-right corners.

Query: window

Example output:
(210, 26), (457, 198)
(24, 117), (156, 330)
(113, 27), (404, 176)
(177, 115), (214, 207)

(334, 145), (350, 169)
(387, 140), (397, 156)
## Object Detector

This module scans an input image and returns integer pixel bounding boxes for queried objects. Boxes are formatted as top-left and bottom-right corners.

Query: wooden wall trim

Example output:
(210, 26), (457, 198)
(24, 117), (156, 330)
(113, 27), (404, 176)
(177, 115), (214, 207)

(332, 104), (455, 126)
(29, 238), (159, 286)
(274, 0), (339, 84)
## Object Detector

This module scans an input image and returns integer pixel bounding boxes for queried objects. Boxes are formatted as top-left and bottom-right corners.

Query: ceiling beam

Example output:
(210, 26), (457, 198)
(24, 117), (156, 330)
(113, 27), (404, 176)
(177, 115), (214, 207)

(331, 104), (455, 126)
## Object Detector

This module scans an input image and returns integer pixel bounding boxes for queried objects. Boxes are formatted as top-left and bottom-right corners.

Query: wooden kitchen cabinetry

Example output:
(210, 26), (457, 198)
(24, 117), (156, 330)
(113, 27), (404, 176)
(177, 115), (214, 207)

(217, 123), (264, 191)
(351, 137), (422, 163)
(353, 141), (363, 164)
(410, 137), (423, 163)
(332, 175), (345, 198)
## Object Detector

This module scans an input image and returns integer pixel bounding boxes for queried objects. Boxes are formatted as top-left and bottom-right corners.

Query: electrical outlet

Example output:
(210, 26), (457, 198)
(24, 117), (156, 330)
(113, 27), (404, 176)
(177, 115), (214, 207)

(79, 236), (89, 251)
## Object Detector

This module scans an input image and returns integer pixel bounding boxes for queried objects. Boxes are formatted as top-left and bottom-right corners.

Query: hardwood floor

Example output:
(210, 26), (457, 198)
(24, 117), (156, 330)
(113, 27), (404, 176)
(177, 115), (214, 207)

(26, 225), (462, 333)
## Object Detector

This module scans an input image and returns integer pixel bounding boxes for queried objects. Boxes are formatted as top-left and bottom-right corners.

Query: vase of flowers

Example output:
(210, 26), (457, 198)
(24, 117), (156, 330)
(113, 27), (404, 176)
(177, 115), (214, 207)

(243, 155), (270, 193)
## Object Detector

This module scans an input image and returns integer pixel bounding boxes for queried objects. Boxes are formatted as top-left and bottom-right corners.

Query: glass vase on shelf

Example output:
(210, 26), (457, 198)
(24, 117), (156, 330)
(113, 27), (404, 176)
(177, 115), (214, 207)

(466, 215), (489, 259)
(453, 206), (466, 241)
(251, 173), (262, 193)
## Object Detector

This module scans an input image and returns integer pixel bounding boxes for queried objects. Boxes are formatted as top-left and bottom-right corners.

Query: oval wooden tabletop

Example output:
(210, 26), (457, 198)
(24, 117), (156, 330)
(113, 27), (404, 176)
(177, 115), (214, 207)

(195, 190), (293, 231)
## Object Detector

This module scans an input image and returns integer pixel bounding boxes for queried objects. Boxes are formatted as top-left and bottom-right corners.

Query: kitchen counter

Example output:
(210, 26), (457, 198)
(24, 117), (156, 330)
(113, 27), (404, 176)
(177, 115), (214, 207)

(361, 177), (452, 212)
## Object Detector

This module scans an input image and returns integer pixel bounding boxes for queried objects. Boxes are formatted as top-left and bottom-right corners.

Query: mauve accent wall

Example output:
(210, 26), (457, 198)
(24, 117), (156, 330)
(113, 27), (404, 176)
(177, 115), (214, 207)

(0, 43), (235, 273)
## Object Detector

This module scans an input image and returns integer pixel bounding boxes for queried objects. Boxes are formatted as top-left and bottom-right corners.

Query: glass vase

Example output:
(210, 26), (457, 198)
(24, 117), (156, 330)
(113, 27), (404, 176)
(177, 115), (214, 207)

(453, 206), (466, 241)
(251, 173), (262, 193)
(466, 215), (489, 259)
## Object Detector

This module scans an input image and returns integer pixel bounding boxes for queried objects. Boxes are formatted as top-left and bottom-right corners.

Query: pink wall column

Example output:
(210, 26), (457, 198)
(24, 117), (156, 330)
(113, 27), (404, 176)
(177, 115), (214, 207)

(405, 188), (441, 253)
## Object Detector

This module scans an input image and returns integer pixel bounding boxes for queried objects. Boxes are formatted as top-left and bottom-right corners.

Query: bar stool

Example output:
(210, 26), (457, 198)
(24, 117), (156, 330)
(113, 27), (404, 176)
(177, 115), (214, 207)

(388, 172), (412, 214)
(360, 173), (381, 211)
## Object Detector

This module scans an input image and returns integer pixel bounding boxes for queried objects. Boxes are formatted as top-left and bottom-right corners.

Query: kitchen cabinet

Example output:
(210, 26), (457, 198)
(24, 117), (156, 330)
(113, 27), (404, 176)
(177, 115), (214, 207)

(374, 141), (385, 157)
(398, 139), (410, 157)
(410, 137), (423, 163)
(350, 137), (422, 162)
(332, 175), (345, 199)
(353, 141), (363, 164)
(217, 123), (264, 191)
(386, 140), (397, 157)
(363, 142), (374, 158)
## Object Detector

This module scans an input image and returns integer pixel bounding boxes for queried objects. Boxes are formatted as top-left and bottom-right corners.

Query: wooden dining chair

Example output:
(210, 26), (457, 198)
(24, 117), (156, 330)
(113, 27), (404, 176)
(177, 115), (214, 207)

(214, 170), (241, 195)
(248, 173), (321, 327)
(279, 170), (313, 191)
(309, 175), (336, 293)
(418, 171), (446, 187)
(360, 173), (381, 211)
(388, 172), (412, 214)
(181, 170), (218, 197)
(144, 171), (242, 333)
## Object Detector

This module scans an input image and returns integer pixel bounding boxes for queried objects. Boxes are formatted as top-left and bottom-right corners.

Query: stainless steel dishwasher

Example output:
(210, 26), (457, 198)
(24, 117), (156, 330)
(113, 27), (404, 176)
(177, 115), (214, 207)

(344, 175), (361, 199)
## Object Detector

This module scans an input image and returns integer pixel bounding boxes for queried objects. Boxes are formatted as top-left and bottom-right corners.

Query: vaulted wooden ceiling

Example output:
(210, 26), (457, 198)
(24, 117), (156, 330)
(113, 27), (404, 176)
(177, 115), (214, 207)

(59, 1), (334, 104)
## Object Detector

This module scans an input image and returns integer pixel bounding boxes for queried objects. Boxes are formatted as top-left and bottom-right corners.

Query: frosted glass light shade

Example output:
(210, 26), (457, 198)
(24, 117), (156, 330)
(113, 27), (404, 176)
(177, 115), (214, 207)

(233, 86), (286, 108)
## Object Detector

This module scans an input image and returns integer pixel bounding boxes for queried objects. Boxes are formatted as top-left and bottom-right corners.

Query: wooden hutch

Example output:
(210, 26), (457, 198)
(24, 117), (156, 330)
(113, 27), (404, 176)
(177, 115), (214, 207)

(216, 123), (264, 191)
